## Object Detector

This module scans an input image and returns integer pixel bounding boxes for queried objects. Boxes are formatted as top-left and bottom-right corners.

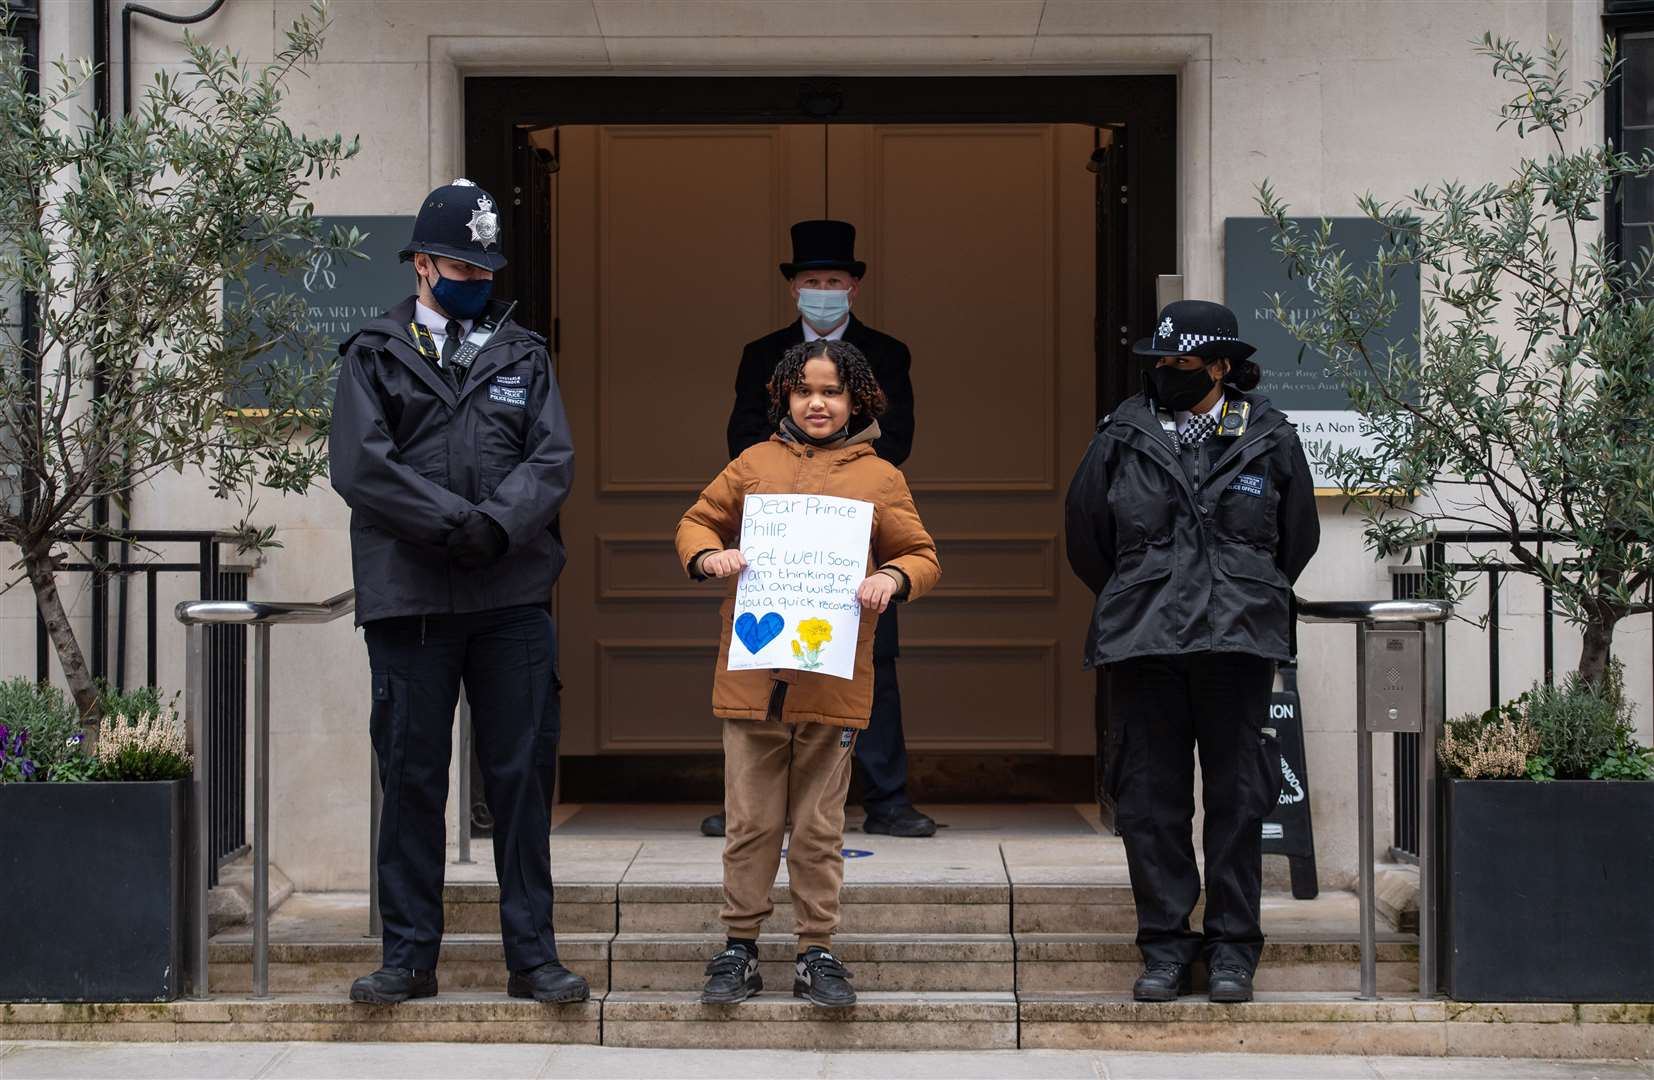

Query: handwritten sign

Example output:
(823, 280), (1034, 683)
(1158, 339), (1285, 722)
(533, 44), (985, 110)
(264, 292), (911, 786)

(728, 493), (874, 681)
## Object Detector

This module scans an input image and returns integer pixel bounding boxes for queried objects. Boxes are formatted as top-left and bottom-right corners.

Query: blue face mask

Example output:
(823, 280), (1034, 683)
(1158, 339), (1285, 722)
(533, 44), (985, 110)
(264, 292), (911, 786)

(428, 268), (493, 320)
(797, 287), (851, 331)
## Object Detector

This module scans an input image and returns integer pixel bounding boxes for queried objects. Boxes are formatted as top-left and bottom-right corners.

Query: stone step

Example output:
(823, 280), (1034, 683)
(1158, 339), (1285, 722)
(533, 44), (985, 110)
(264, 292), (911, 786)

(607, 933), (1014, 992)
(601, 991), (1019, 1050)
(0, 993), (600, 1044)
(443, 882), (615, 934)
(1015, 994), (1654, 1059)
(207, 933), (612, 995)
(1012, 883), (1159, 934)
(1014, 934), (1419, 993)
(5, 992), (1647, 1057)
(615, 882), (1010, 934)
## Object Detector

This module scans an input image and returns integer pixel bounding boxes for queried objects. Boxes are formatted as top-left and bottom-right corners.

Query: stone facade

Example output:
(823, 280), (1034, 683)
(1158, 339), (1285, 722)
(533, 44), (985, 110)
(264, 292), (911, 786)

(3, 0), (1650, 892)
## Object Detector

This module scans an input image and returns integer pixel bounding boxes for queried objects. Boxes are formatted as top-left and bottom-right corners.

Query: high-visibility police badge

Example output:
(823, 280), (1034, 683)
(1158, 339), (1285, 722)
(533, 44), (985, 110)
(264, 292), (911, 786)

(467, 195), (499, 247)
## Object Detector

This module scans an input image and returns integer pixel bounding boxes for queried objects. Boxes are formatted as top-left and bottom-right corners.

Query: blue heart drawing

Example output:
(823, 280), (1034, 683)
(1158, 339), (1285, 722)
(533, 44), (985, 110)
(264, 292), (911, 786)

(734, 611), (785, 655)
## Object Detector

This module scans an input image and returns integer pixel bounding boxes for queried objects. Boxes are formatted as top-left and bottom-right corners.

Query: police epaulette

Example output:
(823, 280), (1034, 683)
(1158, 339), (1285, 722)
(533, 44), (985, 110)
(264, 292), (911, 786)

(1095, 413), (1114, 432)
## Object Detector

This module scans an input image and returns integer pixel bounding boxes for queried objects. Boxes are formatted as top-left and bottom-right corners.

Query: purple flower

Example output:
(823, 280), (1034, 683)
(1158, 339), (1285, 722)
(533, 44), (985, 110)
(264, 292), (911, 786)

(15, 728), (26, 750)
(19, 758), (35, 779)
(0, 722), (8, 745)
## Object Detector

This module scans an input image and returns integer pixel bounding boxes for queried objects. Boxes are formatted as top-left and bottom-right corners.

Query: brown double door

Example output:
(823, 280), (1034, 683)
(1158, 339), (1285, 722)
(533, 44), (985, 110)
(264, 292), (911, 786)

(550, 123), (1100, 763)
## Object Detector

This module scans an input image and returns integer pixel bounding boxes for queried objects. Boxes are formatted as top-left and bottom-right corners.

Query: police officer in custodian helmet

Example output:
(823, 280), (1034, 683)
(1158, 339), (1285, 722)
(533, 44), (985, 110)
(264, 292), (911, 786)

(329, 180), (586, 1005)
(1063, 300), (1320, 1004)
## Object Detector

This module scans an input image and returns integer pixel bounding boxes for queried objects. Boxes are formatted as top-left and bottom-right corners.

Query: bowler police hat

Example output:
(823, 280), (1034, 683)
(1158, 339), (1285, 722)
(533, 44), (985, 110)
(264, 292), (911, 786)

(400, 179), (507, 272)
(1132, 299), (1261, 390)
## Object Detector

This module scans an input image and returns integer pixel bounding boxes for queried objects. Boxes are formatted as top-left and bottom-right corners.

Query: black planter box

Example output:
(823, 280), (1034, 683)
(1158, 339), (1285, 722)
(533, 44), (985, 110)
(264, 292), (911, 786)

(0, 780), (186, 1002)
(1442, 778), (1654, 1002)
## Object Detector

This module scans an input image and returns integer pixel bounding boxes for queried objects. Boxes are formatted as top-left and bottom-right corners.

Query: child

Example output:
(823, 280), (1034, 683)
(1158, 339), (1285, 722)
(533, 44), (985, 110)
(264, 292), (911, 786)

(675, 338), (940, 1008)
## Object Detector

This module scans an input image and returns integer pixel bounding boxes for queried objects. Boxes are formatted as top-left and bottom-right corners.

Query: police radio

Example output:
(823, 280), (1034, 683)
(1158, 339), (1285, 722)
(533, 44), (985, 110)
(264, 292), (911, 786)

(448, 299), (517, 372)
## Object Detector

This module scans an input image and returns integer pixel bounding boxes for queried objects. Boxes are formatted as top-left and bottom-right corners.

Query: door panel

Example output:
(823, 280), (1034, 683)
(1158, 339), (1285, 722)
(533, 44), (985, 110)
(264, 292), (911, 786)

(554, 125), (824, 754)
(828, 124), (1099, 754)
(554, 123), (1098, 757)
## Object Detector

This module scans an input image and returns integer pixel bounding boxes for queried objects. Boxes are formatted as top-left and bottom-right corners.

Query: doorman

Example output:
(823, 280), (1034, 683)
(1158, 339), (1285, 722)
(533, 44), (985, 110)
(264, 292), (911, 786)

(328, 179), (586, 1006)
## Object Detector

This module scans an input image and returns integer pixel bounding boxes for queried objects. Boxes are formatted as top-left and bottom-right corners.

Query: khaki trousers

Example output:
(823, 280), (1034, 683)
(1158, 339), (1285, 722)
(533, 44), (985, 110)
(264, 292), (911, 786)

(721, 717), (857, 950)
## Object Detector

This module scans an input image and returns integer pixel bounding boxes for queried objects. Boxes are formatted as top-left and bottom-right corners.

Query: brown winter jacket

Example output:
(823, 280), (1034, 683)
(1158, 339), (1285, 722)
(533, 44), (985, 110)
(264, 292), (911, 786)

(675, 426), (941, 729)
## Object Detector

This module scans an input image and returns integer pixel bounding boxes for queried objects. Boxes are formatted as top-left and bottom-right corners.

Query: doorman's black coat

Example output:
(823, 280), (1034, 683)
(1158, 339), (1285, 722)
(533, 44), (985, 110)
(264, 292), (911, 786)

(726, 315), (915, 468)
(329, 297), (574, 625)
(1064, 390), (1319, 666)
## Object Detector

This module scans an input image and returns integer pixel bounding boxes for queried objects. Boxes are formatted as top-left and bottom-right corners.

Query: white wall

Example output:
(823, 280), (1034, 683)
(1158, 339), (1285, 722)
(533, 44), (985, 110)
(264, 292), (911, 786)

(7, 0), (1642, 892)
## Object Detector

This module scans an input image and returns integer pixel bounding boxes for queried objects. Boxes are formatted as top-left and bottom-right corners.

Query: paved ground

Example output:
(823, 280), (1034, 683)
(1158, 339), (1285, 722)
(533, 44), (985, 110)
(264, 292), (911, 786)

(0, 1042), (1647, 1078)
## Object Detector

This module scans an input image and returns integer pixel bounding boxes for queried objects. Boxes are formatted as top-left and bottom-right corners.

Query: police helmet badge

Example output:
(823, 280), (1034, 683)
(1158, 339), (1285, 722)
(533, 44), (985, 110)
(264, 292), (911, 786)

(467, 194), (499, 247)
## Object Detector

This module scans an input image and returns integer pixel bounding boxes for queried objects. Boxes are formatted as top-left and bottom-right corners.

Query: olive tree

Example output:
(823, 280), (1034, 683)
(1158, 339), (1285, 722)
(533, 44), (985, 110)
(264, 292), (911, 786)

(0, 1), (360, 718)
(1256, 34), (1654, 687)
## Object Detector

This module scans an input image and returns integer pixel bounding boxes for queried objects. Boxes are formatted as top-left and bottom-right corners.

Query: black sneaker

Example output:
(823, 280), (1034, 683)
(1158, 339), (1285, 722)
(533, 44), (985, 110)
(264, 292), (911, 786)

(793, 947), (856, 1008)
(1208, 963), (1254, 1003)
(349, 966), (437, 1004)
(1132, 960), (1190, 1002)
(701, 945), (761, 1004)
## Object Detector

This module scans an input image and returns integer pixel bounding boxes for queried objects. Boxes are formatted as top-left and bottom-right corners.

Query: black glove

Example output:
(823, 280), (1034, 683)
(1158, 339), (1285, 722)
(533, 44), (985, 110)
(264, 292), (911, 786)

(447, 511), (508, 568)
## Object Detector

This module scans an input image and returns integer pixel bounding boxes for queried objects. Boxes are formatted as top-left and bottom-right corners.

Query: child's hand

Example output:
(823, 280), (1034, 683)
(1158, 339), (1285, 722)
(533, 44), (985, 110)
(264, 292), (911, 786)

(857, 572), (899, 613)
(701, 549), (748, 579)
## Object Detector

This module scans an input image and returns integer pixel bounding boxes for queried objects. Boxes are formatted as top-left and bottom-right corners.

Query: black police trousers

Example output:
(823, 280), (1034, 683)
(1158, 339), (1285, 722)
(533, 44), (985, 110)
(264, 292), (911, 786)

(855, 610), (911, 815)
(365, 605), (562, 972)
(1106, 651), (1282, 972)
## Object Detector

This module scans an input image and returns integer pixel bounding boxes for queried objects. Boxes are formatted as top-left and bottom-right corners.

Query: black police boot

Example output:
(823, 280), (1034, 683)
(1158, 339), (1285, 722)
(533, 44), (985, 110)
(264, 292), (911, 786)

(700, 812), (726, 837)
(506, 961), (590, 1004)
(1208, 963), (1255, 1003)
(862, 804), (937, 837)
(349, 966), (438, 1004)
(1132, 960), (1191, 1002)
(793, 947), (856, 1008)
(700, 944), (762, 1005)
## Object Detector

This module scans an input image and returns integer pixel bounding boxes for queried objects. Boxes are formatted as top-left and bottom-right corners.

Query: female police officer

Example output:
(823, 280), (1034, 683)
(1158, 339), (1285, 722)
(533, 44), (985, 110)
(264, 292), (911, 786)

(1064, 299), (1319, 1004)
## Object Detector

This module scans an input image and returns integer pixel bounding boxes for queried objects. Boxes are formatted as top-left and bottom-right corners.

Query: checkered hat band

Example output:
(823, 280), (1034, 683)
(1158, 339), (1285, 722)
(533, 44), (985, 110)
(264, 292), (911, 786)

(1155, 328), (1239, 351)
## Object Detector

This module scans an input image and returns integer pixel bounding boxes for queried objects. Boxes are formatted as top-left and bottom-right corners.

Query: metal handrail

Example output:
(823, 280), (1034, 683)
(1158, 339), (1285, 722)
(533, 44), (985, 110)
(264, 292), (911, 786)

(176, 590), (356, 627)
(176, 589), (356, 1001)
(1296, 597), (1452, 625)
(1295, 594), (1452, 1002)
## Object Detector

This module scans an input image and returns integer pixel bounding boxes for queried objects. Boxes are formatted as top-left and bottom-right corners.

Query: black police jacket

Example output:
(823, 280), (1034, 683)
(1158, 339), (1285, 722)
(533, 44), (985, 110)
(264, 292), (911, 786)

(726, 315), (915, 467)
(329, 297), (574, 625)
(1064, 390), (1319, 666)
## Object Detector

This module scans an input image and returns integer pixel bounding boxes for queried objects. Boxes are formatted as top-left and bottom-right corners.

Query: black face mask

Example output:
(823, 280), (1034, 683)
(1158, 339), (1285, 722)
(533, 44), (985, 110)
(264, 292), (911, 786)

(1148, 363), (1219, 411)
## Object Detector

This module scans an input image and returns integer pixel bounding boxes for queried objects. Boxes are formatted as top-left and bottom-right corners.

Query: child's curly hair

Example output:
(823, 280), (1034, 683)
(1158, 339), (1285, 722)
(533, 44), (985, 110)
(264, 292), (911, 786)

(767, 339), (888, 427)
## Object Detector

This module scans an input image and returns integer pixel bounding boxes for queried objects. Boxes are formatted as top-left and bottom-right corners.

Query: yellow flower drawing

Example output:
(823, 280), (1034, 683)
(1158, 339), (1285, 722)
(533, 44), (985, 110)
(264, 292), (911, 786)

(793, 618), (833, 670)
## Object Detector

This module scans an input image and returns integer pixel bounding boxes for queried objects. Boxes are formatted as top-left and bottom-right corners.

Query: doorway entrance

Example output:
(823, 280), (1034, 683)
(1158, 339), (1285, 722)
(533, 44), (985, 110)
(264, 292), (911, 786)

(465, 77), (1177, 797)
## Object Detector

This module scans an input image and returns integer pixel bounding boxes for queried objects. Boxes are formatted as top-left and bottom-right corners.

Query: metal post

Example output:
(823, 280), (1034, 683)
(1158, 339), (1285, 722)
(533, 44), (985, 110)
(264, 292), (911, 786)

(457, 697), (473, 864)
(1355, 623), (1379, 1000)
(369, 755), (382, 938)
(1417, 619), (1445, 997)
(252, 624), (271, 999)
(185, 623), (211, 999)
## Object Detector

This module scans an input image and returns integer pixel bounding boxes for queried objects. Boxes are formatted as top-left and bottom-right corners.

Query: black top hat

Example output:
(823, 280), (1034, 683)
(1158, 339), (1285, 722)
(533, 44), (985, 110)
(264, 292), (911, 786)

(1132, 299), (1260, 388)
(779, 219), (866, 279)
(400, 178), (507, 272)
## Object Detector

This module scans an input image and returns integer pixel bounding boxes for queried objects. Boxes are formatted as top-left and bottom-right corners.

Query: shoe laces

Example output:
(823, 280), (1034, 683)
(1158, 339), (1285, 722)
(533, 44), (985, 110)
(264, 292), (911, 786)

(1210, 962), (1250, 978)
(799, 949), (850, 981)
(706, 947), (755, 976)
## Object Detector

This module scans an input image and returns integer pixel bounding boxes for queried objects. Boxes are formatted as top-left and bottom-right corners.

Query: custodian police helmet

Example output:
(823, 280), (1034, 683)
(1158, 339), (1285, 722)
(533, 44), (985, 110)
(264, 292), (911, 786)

(399, 178), (508, 271)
